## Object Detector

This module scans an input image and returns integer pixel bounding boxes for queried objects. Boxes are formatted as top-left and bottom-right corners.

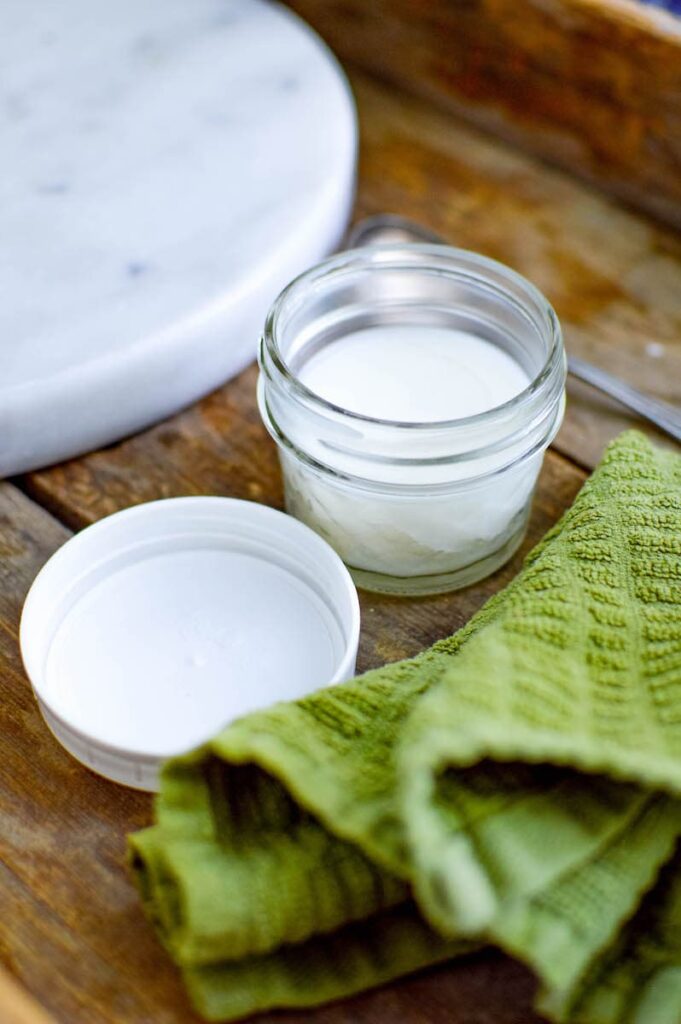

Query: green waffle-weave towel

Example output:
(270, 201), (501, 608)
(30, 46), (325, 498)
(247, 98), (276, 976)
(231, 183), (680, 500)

(130, 432), (681, 1023)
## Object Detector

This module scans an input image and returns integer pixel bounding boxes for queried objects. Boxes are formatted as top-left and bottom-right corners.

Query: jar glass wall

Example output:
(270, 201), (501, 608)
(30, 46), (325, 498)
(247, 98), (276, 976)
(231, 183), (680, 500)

(258, 245), (566, 595)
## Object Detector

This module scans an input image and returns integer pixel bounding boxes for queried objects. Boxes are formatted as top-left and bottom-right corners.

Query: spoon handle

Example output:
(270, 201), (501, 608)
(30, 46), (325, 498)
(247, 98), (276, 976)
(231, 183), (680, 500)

(346, 214), (681, 445)
(567, 355), (681, 443)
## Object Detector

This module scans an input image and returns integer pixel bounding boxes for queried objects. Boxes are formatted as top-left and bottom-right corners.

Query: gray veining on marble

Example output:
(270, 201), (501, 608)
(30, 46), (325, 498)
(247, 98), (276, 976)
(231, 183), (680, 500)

(1, 0), (356, 474)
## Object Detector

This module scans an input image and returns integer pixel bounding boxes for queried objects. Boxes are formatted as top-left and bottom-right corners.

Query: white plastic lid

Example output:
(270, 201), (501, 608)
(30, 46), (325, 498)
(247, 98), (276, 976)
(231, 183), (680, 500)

(20, 498), (360, 790)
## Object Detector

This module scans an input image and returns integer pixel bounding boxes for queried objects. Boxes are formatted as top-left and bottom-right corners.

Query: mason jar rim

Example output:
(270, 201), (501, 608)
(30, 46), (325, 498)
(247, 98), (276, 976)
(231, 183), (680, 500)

(257, 375), (566, 496)
(262, 242), (564, 433)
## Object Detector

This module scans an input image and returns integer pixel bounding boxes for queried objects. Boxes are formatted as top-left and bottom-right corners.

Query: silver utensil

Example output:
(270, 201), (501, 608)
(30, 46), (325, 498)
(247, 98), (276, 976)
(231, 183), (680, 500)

(346, 215), (681, 443)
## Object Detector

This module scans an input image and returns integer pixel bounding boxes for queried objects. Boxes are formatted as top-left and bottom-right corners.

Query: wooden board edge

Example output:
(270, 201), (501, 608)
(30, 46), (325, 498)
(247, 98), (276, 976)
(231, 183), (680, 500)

(0, 966), (59, 1024)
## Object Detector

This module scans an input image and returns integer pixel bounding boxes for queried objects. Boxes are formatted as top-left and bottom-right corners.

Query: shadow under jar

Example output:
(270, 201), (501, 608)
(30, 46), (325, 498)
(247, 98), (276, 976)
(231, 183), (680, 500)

(258, 244), (566, 596)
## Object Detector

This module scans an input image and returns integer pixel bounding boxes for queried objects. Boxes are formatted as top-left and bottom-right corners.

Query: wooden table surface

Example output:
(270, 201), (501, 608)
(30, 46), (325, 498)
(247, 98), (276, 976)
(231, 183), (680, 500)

(1, 68), (680, 1024)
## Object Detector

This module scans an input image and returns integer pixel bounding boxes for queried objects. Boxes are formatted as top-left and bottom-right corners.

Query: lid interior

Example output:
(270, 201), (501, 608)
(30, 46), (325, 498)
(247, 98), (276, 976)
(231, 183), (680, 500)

(21, 499), (358, 760)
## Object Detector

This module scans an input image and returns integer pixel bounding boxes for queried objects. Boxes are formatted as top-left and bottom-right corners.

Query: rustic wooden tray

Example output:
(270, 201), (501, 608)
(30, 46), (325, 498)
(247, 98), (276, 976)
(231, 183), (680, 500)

(2, 44), (680, 1024)
(288, 0), (681, 227)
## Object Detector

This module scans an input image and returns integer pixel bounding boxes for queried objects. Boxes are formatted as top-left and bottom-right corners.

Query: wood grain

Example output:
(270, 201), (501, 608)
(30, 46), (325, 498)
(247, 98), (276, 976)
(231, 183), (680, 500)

(286, 0), (681, 228)
(1, 46), (678, 1024)
(0, 451), (582, 1023)
(0, 965), (57, 1024)
(20, 73), (681, 525)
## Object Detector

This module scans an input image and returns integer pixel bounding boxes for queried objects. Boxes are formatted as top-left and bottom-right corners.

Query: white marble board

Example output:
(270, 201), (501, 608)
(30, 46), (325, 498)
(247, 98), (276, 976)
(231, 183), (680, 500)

(1, 0), (357, 476)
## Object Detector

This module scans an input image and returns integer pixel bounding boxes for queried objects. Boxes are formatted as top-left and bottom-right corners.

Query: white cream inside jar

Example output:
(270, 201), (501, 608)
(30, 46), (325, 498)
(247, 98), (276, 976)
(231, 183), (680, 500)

(298, 324), (530, 421)
(258, 245), (566, 595)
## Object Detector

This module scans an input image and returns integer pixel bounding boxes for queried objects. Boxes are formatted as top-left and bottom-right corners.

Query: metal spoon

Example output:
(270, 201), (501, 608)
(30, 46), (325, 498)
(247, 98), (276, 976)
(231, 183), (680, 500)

(346, 215), (681, 443)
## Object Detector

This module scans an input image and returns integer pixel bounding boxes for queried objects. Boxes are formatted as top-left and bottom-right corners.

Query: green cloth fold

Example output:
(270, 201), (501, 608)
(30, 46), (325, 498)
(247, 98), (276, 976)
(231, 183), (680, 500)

(130, 432), (681, 1023)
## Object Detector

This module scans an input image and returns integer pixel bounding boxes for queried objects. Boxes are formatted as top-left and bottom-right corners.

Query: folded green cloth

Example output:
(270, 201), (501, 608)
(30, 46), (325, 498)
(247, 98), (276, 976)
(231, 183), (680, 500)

(130, 431), (681, 1024)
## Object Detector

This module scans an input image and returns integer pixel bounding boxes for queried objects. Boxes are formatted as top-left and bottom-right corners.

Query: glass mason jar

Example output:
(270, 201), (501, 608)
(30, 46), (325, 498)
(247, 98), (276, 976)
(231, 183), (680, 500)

(258, 245), (566, 596)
